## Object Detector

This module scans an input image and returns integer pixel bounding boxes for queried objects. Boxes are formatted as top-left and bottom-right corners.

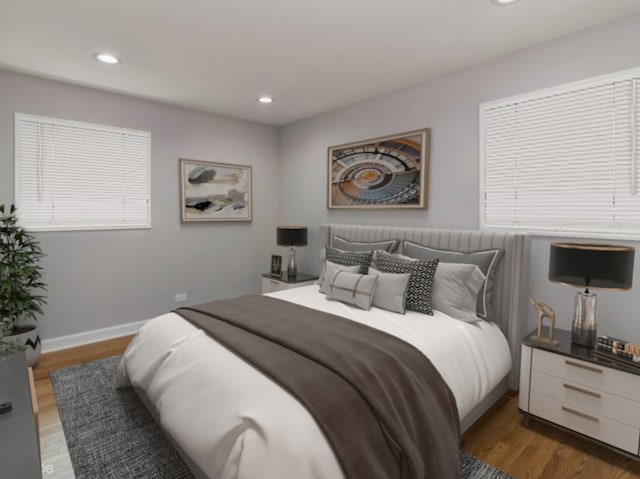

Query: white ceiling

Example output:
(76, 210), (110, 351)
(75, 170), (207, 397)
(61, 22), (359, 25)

(1, 0), (639, 126)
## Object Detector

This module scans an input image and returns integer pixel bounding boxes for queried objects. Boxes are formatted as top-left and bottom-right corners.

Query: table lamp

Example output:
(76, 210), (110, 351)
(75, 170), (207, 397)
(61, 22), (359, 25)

(277, 226), (308, 278)
(548, 242), (634, 347)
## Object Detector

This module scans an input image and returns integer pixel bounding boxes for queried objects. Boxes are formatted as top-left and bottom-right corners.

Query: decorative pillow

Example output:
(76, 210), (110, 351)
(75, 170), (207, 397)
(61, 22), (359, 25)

(319, 261), (361, 294)
(402, 241), (502, 320)
(431, 263), (486, 322)
(325, 247), (373, 275)
(326, 271), (378, 311)
(333, 235), (399, 253)
(375, 250), (439, 315)
(368, 267), (411, 314)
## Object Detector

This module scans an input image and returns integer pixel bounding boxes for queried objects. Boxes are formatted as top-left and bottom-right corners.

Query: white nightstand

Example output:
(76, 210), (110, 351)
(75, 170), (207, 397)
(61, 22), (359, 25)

(519, 328), (640, 458)
(261, 272), (318, 294)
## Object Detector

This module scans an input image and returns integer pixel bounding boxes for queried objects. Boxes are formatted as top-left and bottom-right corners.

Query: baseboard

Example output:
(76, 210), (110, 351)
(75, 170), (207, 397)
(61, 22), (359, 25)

(41, 320), (146, 353)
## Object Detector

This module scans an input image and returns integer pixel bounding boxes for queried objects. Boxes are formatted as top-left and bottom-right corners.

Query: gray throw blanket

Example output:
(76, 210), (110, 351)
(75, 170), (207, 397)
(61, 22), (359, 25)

(176, 295), (460, 479)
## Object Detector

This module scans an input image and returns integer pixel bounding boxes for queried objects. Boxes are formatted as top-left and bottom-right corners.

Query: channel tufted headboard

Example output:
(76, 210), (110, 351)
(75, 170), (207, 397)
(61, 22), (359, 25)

(319, 223), (527, 389)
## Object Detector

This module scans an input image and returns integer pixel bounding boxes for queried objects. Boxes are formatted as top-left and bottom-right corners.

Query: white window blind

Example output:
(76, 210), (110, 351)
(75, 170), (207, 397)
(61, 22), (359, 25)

(15, 113), (151, 231)
(480, 68), (640, 236)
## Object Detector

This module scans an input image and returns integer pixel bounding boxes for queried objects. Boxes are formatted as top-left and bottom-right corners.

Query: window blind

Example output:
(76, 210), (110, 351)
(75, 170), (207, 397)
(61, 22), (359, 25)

(480, 68), (640, 235)
(15, 113), (151, 231)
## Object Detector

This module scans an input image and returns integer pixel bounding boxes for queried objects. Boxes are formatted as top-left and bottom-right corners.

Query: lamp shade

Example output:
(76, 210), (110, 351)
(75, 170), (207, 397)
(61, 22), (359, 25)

(549, 242), (634, 290)
(277, 226), (308, 247)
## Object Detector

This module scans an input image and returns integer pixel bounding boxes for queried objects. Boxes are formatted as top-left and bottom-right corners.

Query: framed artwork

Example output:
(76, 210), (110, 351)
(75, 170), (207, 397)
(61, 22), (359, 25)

(327, 128), (430, 209)
(179, 158), (252, 222)
(270, 254), (282, 277)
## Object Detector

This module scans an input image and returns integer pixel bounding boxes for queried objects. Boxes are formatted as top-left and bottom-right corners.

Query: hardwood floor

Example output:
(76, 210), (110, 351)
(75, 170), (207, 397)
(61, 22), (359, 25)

(34, 336), (640, 479)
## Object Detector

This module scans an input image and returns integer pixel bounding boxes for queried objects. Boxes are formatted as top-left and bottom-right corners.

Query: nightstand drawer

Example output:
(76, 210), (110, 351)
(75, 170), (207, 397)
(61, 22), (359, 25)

(261, 276), (317, 294)
(532, 348), (640, 401)
(262, 277), (286, 293)
(531, 370), (640, 428)
(530, 393), (640, 455)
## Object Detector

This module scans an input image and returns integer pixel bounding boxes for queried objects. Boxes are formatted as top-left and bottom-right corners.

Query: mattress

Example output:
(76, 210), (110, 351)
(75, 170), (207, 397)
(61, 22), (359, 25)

(116, 285), (512, 479)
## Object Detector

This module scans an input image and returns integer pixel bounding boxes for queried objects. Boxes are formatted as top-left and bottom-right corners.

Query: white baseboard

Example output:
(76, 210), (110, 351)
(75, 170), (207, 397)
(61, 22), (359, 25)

(41, 320), (146, 353)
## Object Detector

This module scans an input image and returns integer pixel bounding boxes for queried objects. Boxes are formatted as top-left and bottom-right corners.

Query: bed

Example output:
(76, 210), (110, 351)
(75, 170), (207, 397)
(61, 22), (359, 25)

(115, 224), (527, 479)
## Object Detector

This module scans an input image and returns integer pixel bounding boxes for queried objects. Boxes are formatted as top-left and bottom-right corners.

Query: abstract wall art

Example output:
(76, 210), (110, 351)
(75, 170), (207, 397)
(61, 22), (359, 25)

(179, 158), (252, 222)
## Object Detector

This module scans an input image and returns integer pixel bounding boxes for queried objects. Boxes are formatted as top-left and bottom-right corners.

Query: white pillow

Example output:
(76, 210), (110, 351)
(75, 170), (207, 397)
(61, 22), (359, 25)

(431, 263), (486, 322)
(368, 267), (411, 314)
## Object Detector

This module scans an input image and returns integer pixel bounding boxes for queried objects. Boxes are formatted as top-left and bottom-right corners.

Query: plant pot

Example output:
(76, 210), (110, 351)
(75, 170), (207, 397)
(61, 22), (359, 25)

(6, 325), (41, 367)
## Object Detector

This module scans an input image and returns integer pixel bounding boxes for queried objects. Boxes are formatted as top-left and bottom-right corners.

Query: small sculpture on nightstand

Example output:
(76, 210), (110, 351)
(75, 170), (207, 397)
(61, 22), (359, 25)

(529, 283), (559, 348)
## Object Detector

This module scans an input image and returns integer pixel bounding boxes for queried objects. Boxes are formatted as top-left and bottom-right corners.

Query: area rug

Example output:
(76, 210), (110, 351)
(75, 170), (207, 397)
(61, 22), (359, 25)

(51, 355), (512, 479)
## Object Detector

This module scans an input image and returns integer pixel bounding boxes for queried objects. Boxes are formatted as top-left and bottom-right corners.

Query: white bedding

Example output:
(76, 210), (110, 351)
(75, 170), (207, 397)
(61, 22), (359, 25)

(116, 285), (511, 479)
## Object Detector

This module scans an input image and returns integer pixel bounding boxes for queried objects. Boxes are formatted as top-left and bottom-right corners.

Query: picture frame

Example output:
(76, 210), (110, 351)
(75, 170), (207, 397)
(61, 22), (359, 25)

(270, 254), (282, 277)
(327, 128), (430, 209)
(179, 158), (252, 222)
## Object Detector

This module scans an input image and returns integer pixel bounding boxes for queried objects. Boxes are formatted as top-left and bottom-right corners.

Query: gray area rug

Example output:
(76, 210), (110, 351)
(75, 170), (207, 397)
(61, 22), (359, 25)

(51, 355), (512, 479)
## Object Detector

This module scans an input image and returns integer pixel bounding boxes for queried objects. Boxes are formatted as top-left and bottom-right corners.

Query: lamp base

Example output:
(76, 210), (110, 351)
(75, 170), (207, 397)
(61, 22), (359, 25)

(287, 247), (297, 278)
(572, 324), (597, 347)
(572, 290), (597, 347)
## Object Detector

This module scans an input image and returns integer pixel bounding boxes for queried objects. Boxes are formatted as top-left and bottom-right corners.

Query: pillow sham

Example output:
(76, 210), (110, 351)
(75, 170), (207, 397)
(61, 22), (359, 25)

(431, 263), (486, 322)
(368, 267), (411, 314)
(319, 261), (361, 294)
(375, 250), (438, 315)
(332, 235), (399, 253)
(326, 271), (378, 311)
(402, 241), (502, 320)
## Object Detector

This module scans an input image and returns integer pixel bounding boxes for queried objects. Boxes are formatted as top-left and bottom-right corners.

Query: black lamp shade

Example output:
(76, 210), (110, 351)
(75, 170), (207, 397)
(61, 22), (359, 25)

(277, 226), (308, 247)
(549, 242), (634, 290)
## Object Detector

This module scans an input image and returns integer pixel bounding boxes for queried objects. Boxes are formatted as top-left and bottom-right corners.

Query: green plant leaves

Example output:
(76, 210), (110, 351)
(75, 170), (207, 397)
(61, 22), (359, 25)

(0, 204), (47, 336)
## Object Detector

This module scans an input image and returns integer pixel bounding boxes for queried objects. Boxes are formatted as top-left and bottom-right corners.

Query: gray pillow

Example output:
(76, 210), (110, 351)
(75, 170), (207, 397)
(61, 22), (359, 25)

(432, 263), (486, 322)
(375, 250), (439, 315)
(333, 235), (399, 253)
(319, 261), (361, 294)
(368, 267), (411, 314)
(402, 241), (502, 320)
(326, 271), (378, 311)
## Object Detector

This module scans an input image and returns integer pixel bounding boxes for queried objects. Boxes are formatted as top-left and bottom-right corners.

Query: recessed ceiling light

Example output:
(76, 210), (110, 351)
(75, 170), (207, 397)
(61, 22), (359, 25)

(491, 0), (521, 5)
(94, 53), (121, 65)
(257, 96), (274, 104)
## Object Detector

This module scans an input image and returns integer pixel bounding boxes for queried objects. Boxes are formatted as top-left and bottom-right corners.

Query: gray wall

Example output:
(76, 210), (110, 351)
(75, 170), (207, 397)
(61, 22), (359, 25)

(280, 14), (640, 343)
(4, 14), (640, 348)
(0, 69), (280, 342)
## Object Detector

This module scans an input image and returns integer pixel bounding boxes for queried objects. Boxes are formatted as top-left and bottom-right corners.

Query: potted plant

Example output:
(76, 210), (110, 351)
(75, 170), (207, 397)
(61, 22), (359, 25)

(0, 204), (46, 366)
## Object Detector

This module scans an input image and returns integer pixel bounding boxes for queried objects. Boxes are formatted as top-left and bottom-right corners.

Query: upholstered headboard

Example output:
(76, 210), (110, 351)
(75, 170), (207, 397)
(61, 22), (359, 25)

(319, 224), (527, 389)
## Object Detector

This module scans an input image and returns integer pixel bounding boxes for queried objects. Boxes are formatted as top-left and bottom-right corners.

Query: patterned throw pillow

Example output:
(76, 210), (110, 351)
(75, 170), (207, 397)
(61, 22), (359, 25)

(325, 247), (373, 275)
(375, 250), (439, 315)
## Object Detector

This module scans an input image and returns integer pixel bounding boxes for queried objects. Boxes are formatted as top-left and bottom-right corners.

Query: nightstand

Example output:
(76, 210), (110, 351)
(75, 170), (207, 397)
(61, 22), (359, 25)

(261, 272), (318, 294)
(519, 328), (640, 458)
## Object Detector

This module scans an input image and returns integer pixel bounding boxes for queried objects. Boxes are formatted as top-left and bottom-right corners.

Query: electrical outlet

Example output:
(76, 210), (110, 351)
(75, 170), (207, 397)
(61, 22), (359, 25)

(175, 293), (188, 303)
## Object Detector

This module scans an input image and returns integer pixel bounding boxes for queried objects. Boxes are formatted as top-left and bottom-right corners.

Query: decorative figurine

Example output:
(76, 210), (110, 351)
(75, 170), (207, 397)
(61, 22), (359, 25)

(529, 284), (559, 347)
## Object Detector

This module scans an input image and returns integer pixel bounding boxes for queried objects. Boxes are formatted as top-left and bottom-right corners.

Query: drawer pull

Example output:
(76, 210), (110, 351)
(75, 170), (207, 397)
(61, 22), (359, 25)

(561, 406), (600, 423)
(562, 383), (601, 398)
(564, 359), (603, 374)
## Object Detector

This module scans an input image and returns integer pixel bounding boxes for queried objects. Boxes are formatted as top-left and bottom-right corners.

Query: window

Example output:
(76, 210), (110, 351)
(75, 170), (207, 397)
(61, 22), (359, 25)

(15, 113), (151, 231)
(480, 67), (640, 236)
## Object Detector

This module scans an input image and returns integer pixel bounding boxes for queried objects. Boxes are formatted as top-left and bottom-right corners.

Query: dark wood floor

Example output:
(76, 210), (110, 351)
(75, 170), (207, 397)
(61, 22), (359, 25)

(35, 336), (640, 479)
